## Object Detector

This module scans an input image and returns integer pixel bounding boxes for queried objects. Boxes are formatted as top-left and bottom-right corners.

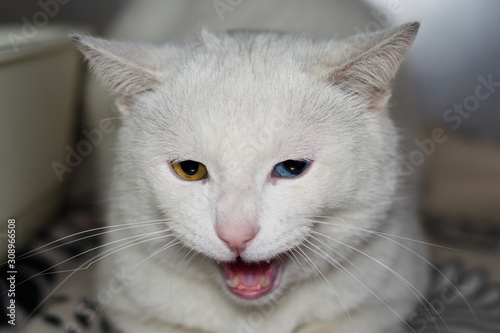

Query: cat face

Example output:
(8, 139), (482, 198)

(73, 23), (418, 303)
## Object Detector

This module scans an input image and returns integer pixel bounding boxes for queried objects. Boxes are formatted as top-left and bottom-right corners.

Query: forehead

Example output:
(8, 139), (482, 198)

(159, 35), (325, 133)
(138, 43), (352, 171)
(172, 66), (324, 155)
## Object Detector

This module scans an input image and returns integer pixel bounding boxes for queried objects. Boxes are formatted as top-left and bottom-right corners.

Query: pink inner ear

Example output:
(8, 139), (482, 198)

(325, 22), (420, 112)
(115, 93), (135, 115)
(328, 63), (395, 112)
(72, 34), (164, 111)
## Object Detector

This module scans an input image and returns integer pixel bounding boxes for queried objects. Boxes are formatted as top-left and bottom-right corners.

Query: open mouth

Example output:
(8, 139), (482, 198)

(222, 257), (283, 300)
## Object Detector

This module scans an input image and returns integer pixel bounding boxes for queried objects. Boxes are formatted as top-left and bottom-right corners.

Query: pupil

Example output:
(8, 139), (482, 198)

(180, 160), (199, 176)
(283, 160), (306, 175)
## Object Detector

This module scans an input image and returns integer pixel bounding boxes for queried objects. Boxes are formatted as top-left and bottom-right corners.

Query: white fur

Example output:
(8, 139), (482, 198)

(74, 24), (428, 333)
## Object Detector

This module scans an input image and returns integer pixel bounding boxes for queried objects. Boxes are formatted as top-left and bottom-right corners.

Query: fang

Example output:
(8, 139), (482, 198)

(226, 276), (239, 288)
(260, 277), (271, 288)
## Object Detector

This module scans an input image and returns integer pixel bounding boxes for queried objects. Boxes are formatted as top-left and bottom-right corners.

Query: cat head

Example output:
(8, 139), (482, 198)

(73, 22), (419, 303)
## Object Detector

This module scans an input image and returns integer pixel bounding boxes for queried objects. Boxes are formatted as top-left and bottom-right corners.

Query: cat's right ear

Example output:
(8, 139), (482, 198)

(325, 22), (419, 112)
(71, 34), (167, 114)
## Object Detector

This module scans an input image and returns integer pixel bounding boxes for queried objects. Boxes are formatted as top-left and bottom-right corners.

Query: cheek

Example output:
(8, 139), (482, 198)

(267, 165), (330, 212)
(315, 151), (364, 206)
(158, 184), (220, 254)
(167, 185), (213, 225)
(258, 160), (353, 236)
(259, 178), (325, 236)
(149, 164), (214, 225)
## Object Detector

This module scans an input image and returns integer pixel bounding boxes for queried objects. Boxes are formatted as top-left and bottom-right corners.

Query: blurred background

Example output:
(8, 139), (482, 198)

(0, 0), (499, 295)
(1, 0), (499, 137)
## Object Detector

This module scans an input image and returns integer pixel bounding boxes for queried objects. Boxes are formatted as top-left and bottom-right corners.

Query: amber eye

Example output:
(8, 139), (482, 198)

(172, 160), (207, 181)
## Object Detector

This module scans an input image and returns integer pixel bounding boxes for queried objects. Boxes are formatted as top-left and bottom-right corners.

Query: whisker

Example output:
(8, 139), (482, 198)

(15, 228), (172, 288)
(310, 218), (477, 322)
(375, 233), (478, 323)
(22, 231), (176, 325)
(69, 231), (175, 272)
(283, 251), (318, 293)
(309, 219), (456, 251)
(91, 238), (182, 320)
(182, 251), (199, 270)
(312, 230), (451, 332)
(303, 238), (418, 333)
(177, 247), (196, 273)
(168, 241), (191, 298)
(295, 246), (357, 332)
(283, 252), (298, 276)
(14, 219), (172, 262)
(288, 249), (315, 286)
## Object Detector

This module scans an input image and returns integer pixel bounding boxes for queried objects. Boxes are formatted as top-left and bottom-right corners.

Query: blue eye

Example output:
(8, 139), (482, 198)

(273, 160), (311, 178)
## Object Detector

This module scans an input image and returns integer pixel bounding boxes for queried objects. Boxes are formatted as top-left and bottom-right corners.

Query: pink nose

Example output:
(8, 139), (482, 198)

(216, 224), (259, 254)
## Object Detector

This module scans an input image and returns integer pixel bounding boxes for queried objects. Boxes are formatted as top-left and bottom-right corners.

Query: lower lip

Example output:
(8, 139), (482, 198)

(231, 266), (283, 300)
(222, 260), (284, 300)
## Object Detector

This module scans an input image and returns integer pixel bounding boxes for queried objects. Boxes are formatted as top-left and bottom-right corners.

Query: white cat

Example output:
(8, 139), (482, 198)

(72, 22), (429, 333)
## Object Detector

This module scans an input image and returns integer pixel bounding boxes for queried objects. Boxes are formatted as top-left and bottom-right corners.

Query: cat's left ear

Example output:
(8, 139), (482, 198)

(71, 34), (168, 114)
(328, 22), (419, 112)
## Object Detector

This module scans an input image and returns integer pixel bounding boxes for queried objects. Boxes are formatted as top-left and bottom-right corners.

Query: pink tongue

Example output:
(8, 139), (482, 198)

(223, 258), (281, 300)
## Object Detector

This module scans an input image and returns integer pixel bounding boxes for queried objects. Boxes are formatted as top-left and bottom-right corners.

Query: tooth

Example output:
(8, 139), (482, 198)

(216, 260), (220, 265)
(226, 276), (239, 288)
(260, 277), (270, 288)
(266, 259), (270, 264)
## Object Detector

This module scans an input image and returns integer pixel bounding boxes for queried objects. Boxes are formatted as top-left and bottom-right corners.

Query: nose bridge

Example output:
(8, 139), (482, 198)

(216, 184), (258, 225)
